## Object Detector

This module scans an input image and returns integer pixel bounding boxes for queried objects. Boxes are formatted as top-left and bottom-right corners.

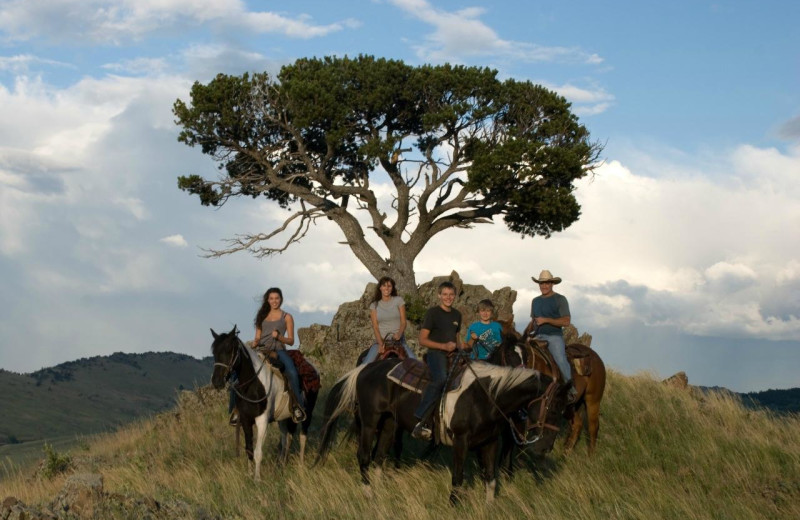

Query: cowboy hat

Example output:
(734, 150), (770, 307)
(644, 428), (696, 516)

(532, 269), (562, 284)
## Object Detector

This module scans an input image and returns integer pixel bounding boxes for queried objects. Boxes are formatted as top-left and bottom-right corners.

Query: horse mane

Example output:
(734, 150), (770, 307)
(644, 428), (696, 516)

(469, 363), (539, 399)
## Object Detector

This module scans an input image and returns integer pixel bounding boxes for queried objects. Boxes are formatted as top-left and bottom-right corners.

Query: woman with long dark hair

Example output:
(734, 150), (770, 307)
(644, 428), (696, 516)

(360, 276), (416, 364)
(253, 287), (305, 422)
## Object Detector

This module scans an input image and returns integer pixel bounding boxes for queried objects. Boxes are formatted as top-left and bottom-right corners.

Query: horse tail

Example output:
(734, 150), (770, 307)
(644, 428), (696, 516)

(315, 364), (366, 465)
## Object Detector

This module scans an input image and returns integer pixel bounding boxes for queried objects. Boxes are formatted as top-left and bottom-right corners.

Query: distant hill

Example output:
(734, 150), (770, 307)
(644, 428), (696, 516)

(0, 352), (214, 446)
(741, 387), (800, 414)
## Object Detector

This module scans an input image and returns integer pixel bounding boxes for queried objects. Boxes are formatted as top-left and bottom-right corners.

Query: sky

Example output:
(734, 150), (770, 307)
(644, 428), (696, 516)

(0, 0), (798, 392)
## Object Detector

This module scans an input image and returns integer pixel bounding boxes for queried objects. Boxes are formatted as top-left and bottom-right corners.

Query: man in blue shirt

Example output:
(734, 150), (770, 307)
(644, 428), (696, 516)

(526, 270), (573, 389)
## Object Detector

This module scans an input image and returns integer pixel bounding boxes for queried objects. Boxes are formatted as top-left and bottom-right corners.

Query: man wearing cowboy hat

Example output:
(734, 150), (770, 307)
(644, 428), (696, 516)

(526, 269), (573, 388)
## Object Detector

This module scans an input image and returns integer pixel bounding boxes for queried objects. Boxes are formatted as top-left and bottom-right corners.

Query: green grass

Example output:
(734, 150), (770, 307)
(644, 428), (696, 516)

(3, 369), (798, 519)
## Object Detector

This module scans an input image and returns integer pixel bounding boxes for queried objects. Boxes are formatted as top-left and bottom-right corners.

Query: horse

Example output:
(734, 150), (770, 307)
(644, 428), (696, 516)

(317, 355), (571, 504)
(498, 321), (607, 455)
(209, 326), (318, 479)
(527, 339), (606, 455)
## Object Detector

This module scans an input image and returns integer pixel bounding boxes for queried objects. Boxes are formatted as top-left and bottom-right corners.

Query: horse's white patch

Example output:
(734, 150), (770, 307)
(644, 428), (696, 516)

(437, 363), (539, 446)
(439, 369), (477, 446)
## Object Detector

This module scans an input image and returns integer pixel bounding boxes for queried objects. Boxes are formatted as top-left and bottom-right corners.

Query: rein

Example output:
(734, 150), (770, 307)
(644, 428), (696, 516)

(464, 357), (560, 446)
(216, 337), (270, 404)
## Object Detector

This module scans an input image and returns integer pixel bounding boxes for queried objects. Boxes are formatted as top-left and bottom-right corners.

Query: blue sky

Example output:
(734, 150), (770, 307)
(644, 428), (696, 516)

(0, 0), (798, 392)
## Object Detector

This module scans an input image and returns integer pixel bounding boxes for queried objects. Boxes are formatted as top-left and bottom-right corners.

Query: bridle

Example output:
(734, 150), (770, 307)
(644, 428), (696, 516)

(213, 333), (241, 381)
(462, 351), (562, 446)
(511, 378), (561, 446)
(212, 333), (270, 404)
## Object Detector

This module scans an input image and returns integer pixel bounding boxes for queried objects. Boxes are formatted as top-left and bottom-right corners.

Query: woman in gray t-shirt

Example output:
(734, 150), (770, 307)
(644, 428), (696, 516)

(360, 276), (416, 364)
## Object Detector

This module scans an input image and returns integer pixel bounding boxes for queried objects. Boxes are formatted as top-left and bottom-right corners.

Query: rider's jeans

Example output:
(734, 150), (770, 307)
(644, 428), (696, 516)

(359, 337), (417, 365)
(276, 349), (305, 408)
(539, 333), (572, 382)
(414, 349), (448, 421)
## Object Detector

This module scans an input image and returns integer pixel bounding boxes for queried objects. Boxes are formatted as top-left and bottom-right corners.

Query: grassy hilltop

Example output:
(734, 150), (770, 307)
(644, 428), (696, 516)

(2, 369), (798, 519)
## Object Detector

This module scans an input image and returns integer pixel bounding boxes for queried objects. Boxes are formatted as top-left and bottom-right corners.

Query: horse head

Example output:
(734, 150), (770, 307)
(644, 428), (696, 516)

(210, 325), (240, 389)
(524, 377), (573, 455)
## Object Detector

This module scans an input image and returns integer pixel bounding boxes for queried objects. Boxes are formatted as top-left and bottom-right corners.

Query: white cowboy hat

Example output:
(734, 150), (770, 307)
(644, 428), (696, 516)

(531, 269), (562, 284)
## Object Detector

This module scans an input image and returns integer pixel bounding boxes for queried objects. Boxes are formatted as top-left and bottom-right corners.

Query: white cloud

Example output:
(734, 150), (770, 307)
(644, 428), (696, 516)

(541, 81), (615, 116)
(0, 0), (354, 43)
(389, 0), (602, 64)
(160, 234), (188, 247)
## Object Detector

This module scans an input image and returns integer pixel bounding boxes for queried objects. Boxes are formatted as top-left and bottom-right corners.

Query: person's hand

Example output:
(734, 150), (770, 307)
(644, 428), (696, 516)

(444, 341), (457, 352)
(470, 332), (477, 340)
(392, 332), (401, 341)
(535, 317), (548, 326)
(378, 341), (385, 354)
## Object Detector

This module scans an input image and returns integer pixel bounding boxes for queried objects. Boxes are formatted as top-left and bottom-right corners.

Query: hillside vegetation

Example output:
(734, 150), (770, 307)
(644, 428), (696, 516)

(2, 369), (798, 519)
(0, 352), (213, 445)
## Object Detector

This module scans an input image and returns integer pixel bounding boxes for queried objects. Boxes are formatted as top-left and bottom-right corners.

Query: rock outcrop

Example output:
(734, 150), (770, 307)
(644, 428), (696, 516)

(298, 271), (519, 369)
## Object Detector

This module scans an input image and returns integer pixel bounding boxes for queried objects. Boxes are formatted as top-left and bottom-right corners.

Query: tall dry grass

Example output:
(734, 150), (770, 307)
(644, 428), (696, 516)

(2, 370), (798, 519)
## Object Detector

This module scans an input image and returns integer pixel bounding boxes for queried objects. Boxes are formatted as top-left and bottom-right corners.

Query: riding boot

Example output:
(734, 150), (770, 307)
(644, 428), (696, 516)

(566, 380), (578, 403)
(229, 408), (239, 426)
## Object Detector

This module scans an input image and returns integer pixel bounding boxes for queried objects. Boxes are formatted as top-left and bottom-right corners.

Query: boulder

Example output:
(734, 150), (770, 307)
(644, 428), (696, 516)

(50, 473), (104, 518)
(663, 371), (689, 390)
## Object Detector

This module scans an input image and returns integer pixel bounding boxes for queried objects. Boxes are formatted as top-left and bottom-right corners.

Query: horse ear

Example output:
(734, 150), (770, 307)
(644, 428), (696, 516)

(210, 328), (219, 339)
(231, 324), (238, 335)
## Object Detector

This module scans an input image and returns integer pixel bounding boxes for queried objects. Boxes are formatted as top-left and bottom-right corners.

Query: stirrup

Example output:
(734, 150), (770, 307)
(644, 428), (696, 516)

(411, 422), (432, 441)
(228, 410), (239, 427)
(291, 405), (307, 424)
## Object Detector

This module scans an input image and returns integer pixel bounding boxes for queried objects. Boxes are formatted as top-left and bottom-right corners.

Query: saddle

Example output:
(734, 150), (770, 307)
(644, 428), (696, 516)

(525, 338), (593, 377)
(378, 337), (408, 361)
(386, 354), (468, 395)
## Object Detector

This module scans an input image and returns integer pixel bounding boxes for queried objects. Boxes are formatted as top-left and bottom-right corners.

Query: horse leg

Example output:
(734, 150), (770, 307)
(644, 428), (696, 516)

(278, 421), (291, 465)
(449, 434), (468, 506)
(373, 415), (397, 477)
(392, 428), (404, 468)
(242, 418), (255, 462)
(252, 413), (268, 480)
(235, 423), (241, 457)
(358, 414), (379, 486)
(499, 426), (515, 477)
(479, 440), (499, 503)
(586, 398), (601, 456)
(563, 402), (584, 454)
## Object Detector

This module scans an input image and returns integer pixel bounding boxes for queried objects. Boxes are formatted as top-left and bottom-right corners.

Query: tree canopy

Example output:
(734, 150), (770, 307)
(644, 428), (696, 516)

(173, 55), (601, 293)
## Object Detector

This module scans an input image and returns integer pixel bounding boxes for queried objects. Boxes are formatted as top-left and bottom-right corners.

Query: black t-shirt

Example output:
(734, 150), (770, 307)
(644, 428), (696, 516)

(421, 305), (462, 345)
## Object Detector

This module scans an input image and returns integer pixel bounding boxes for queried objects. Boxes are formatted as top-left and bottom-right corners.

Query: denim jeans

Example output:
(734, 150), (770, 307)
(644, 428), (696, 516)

(276, 349), (305, 408)
(414, 349), (448, 421)
(359, 336), (417, 365)
(538, 333), (571, 382)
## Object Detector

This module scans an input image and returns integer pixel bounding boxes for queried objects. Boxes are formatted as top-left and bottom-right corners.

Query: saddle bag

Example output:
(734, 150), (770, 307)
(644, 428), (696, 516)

(566, 344), (592, 376)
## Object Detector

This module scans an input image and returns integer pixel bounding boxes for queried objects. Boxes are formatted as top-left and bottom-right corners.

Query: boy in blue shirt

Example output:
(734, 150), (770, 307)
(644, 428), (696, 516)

(465, 299), (503, 360)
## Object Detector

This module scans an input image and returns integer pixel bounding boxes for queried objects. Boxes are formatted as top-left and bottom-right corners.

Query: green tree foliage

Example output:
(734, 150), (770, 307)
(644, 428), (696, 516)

(174, 56), (601, 293)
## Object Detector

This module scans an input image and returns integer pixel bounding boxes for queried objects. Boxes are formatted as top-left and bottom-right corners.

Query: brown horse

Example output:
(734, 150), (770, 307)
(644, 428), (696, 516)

(500, 320), (606, 455)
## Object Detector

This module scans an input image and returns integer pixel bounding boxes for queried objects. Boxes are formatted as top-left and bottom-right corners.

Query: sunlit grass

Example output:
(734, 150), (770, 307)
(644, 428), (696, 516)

(3, 370), (798, 519)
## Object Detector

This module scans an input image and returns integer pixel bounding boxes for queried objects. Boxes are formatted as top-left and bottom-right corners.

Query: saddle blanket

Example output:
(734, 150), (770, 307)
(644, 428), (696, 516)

(286, 350), (321, 393)
(386, 358), (466, 394)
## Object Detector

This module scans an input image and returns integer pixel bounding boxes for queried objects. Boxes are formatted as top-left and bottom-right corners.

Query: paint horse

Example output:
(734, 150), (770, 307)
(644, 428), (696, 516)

(210, 326), (318, 479)
(317, 356), (571, 504)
